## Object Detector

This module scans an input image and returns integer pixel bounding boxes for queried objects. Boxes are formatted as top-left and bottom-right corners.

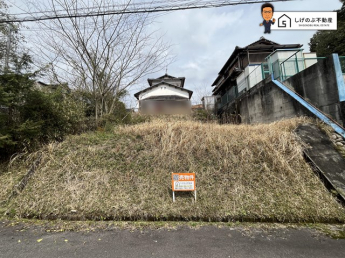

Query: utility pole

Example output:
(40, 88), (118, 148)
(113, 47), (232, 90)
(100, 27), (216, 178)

(5, 23), (12, 72)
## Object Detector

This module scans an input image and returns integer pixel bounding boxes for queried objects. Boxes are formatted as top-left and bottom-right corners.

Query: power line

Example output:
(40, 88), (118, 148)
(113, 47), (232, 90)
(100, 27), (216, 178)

(8, 0), (197, 16)
(2, 0), (294, 23)
(19, 11), (167, 32)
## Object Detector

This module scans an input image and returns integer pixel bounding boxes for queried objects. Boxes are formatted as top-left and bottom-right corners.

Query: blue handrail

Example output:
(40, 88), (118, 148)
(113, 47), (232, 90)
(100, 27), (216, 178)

(271, 74), (345, 138)
(339, 56), (345, 74)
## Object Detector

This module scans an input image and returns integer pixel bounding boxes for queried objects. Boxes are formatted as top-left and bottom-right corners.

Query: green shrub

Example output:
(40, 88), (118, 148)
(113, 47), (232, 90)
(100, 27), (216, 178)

(0, 73), (87, 159)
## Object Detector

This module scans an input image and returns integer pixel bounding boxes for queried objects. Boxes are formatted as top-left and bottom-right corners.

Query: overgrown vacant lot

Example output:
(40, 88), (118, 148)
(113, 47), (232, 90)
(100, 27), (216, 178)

(1, 117), (344, 222)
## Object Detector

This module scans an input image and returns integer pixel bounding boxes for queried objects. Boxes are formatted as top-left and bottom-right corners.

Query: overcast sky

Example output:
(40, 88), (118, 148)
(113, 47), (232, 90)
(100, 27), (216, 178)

(8, 0), (344, 107)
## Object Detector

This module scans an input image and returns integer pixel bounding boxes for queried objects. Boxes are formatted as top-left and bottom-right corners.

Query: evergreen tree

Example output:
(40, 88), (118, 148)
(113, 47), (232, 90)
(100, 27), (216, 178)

(0, 0), (27, 73)
(0, 1), (86, 159)
(309, 1), (345, 56)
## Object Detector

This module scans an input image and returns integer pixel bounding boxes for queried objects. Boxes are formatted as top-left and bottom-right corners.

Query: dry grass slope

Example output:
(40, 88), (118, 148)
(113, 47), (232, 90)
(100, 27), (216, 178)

(1, 117), (344, 222)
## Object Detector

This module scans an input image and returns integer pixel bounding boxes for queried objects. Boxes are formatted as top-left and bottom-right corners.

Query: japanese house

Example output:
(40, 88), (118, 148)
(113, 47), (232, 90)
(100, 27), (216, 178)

(134, 73), (193, 114)
(211, 37), (303, 115)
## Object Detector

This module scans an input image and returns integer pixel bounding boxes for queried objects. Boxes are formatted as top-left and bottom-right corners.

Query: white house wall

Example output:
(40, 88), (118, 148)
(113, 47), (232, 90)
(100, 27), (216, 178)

(248, 65), (263, 89)
(277, 50), (303, 61)
(236, 72), (245, 86)
(237, 65), (262, 92)
(139, 84), (189, 100)
(237, 69), (248, 93)
(303, 53), (317, 59)
(270, 50), (303, 64)
(303, 53), (318, 68)
(202, 96), (218, 112)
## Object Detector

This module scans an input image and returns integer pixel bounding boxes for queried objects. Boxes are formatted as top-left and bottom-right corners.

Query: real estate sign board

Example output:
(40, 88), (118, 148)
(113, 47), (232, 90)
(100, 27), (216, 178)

(171, 173), (195, 191)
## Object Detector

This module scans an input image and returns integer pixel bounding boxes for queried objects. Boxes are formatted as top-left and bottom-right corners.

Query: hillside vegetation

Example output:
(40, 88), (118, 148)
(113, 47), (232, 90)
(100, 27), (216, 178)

(0, 117), (344, 222)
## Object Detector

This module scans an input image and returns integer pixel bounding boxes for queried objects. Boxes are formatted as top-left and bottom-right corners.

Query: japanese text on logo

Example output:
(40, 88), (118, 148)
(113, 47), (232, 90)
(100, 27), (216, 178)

(272, 12), (337, 30)
(172, 173), (196, 191)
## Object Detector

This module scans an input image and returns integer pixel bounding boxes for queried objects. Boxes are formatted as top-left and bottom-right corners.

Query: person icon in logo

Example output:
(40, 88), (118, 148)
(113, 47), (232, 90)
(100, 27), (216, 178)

(260, 3), (275, 34)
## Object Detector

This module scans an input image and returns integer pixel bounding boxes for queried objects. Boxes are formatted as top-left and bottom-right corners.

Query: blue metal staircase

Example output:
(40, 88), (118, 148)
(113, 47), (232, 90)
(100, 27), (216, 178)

(271, 74), (345, 138)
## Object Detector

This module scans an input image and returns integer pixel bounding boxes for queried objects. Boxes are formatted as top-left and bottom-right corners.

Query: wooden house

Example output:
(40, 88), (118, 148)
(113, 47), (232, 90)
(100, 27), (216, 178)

(211, 37), (302, 114)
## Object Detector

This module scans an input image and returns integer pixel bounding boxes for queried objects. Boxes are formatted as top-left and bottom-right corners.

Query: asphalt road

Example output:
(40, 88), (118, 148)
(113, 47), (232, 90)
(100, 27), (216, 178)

(1, 223), (345, 258)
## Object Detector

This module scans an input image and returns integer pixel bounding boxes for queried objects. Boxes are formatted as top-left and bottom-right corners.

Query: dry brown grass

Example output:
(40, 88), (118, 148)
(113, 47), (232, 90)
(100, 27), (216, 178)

(0, 152), (40, 210)
(1, 117), (344, 222)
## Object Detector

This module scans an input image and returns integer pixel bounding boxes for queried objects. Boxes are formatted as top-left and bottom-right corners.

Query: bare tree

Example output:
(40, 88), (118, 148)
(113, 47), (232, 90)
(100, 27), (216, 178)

(191, 83), (213, 105)
(28, 0), (173, 123)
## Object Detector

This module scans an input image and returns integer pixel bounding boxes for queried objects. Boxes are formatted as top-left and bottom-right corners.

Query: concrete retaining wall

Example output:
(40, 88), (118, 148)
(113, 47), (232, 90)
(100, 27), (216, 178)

(229, 55), (345, 125)
(283, 54), (345, 125)
(237, 78), (307, 124)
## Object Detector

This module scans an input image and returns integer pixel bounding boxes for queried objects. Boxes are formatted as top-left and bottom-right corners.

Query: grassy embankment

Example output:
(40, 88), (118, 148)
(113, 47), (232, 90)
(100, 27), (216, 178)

(0, 117), (344, 222)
